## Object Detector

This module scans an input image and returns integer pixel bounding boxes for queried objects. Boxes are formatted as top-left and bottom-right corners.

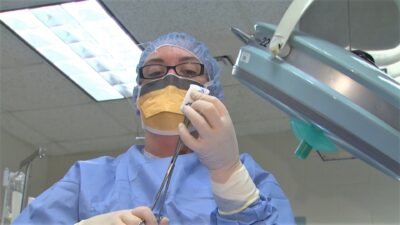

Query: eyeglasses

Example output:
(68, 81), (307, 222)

(139, 62), (205, 79)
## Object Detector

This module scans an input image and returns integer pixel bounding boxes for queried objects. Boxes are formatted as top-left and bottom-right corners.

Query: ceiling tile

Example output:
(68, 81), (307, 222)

(36, 142), (69, 156)
(224, 84), (287, 123)
(102, 0), (290, 58)
(234, 117), (290, 137)
(12, 104), (131, 142)
(217, 60), (240, 87)
(0, 112), (50, 144)
(0, 25), (43, 69)
(1, 63), (92, 111)
(0, 0), (69, 11)
(58, 134), (139, 155)
(299, 0), (400, 49)
(97, 99), (141, 132)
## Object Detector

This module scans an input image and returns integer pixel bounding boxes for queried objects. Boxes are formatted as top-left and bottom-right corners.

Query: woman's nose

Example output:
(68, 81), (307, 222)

(166, 67), (178, 75)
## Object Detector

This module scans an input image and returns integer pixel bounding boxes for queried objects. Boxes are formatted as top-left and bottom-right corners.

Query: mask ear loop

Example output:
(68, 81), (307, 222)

(201, 67), (213, 93)
(202, 79), (213, 94)
(132, 85), (147, 134)
(133, 86), (145, 141)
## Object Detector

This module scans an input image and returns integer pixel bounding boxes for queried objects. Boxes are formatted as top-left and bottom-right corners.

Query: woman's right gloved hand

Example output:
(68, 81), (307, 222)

(75, 206), (169, 225)
(178, 91), (240, 179)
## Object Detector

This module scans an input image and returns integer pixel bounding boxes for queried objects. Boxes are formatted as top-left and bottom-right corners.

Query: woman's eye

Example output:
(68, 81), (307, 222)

(182, 69), (197, 76)
(148, 71), (164, 77)
(143, 65), (165, 78)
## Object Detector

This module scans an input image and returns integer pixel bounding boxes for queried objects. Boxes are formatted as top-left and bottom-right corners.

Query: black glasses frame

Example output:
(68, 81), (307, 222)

(139, 62), (205, 79)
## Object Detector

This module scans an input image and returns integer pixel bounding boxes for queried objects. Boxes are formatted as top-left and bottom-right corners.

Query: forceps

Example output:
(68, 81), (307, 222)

(139, 117), (191, 225)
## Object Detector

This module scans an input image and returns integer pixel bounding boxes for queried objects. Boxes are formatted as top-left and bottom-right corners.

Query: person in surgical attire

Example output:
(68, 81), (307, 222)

(13, 32), (295, 225)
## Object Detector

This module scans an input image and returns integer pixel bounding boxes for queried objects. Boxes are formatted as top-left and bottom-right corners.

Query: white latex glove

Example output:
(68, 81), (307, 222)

(76, 207), (169, 225)
(178, 91), (240, 178)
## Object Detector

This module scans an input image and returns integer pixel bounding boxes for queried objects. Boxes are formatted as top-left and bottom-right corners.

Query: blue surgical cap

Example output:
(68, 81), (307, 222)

(132, 32), (224, 114)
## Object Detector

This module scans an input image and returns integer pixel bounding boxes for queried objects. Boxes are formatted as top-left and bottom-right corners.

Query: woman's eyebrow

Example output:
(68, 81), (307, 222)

(178, 56), (199, 62)
(144, 56), (199, 65)
(144, 58), (164, 65)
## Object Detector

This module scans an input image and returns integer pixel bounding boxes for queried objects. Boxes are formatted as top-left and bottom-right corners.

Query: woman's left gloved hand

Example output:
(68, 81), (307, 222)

(75, 207), (169, 225)
(178, 91), (240, 179)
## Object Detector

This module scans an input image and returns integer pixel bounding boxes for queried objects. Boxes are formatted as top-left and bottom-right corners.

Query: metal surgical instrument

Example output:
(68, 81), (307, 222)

(140, 117), (191, 225)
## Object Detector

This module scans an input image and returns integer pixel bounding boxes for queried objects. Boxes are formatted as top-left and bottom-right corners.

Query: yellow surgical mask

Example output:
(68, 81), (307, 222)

(137, 74), (204, 135)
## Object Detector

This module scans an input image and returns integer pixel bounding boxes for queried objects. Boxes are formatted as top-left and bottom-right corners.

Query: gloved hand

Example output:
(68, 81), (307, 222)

(76, 207), (169, 225)
(178, 91), (240, 181)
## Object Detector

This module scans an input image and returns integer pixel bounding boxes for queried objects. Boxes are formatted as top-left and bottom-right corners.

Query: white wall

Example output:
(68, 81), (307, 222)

(240, 130), (400, 225)
(0, 129), (48, 217)
(22, 130), (400, 225)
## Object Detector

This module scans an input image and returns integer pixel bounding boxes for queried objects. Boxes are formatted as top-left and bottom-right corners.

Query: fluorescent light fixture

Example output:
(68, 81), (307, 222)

(0, 0), (141, 101)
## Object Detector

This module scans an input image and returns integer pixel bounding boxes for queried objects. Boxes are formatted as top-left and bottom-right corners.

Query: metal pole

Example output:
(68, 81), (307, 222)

(18, 148), (47, 212)
(20, 163), (32, 212)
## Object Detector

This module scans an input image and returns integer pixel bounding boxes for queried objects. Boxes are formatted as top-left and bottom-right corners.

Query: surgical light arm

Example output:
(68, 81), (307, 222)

(269, 0), (314, 57)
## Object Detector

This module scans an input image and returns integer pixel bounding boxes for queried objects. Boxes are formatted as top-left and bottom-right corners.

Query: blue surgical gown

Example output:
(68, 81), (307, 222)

(13, 145), (295, 225)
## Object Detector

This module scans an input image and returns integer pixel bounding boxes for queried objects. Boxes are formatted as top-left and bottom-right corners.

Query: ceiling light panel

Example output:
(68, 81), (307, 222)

(0, 0), (141, 101)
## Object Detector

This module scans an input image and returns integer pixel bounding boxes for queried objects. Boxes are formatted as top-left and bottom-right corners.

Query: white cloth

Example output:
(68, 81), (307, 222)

(211, 163), (260, 215)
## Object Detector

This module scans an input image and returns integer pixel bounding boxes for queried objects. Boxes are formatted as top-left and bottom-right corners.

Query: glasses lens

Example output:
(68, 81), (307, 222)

(176, 63), (202, 77)
(142, 65), (166, 79)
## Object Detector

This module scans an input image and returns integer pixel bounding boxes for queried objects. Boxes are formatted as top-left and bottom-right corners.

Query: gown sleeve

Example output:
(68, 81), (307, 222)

(12, 163), (81, 225)
(210, 153), (296, 225)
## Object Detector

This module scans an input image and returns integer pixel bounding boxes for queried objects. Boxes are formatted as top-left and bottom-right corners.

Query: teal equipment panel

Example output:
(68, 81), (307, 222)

(232, 23), (400, 180)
